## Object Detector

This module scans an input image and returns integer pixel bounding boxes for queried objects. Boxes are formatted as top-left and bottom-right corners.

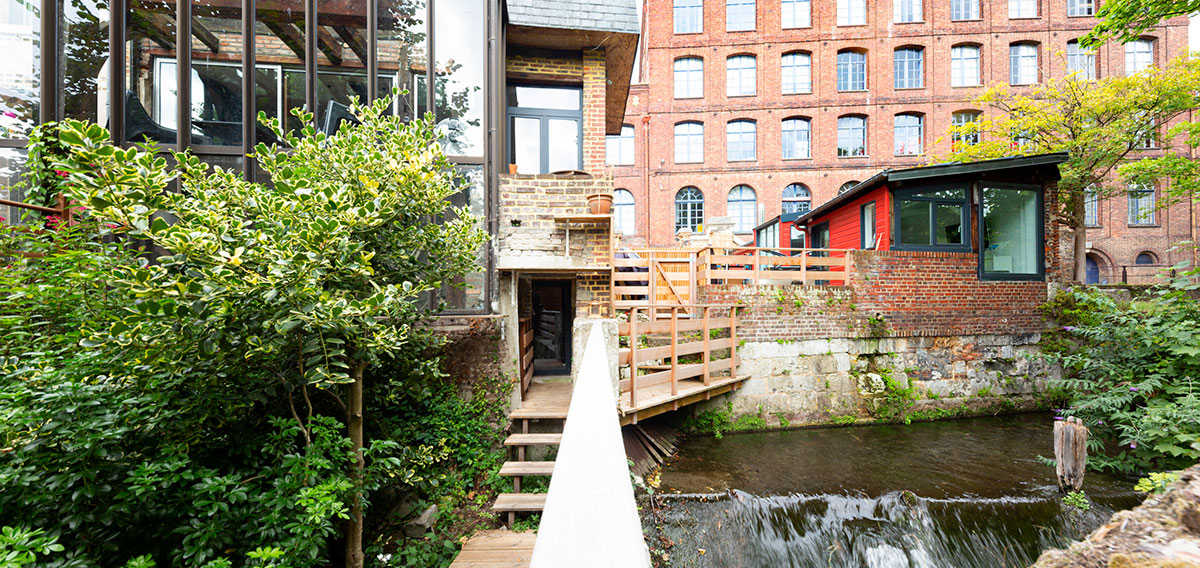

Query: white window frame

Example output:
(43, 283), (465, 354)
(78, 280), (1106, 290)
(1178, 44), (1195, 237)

(951, 111), (980, 146)
(950, 45), (980, 87)
(1009, 0), (1037, 18)
(674, 0), (703, 33)
(781, 0), (812, 27)
(838, 0), (867, 25)
(1125, 40), (1154, 75)
(894, 113), (923, 155)
(837, 115), (867, 157)
(781, 52), (812, 94)
(1009, 43), (1039, 85)
(673, 57), (704, 99)
(1128, 184), (1156, 225)
(951, 0), (980, 20)
(894, 48), (924, 89)
(781, 118), (811, 159)
(726, 55), (757, 97)
(726, 120), (757, 162)
(1067, 0), (1093, 16)
(674, 122), (704, 163)
(614, 189), (636, 235)
(1066, 41), (1096, 80)
(726, 0), (757, 31)
(836, 50), (867, 91)
(728, 185), (758, 233)
(606, 125), (635, 166)
(894, 0), (922, 22)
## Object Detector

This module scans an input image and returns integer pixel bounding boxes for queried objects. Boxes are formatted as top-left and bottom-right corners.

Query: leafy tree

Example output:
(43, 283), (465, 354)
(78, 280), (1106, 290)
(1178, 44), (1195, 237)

(938, 55), (1200, 281)
(1081, 0), (1197, 47)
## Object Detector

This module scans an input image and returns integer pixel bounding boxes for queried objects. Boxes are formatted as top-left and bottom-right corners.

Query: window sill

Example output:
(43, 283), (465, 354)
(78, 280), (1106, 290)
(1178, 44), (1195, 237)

(674, 95), (704, 100)
(781, 25), (813, 30)
(950, 17), (983, 22)
(727, 159), (758, 163)
(1128, 224), (1160, 228)
(781, 157), (813, 161)
(782, 91), (814, 96)
(838, 89), (869, 93)
(674, 161), (703, 165)
(673, 31), (704, 35)
(894, 86), (925, 91)
(950, 84), (982, 88)
(837, 23), (869, 27)
(1008, 16), (1041, 19)
(893, 20), (925, 24)
(727, 93), (758, 98)
(726, 28), (758, 33)
(838, 154), (869, 159)
(893, 153), (923, 157)
(1066, 13), (1096, 17)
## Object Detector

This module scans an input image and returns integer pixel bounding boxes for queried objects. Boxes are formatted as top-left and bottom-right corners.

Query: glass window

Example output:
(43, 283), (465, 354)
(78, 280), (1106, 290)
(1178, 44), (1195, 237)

(675, 121), (704, 163)
(726, 55), (757, 96)
(63, 0), (110, 124)
(728, 185), (758, 232)
(951, 111), (981, 147)
(507, 85), (582, 174)
(1135, 252), (1156, 265)
(1084, 186), (1099, 226)
(1136, 114), (1157, 148)
(675, 187), (704, 232)
(1067, 41), (1096, 80)
(125, 1), (180, 145)
(894, 48), (924, 89)
(782, 183), (811, 214)
(155, 59), (283, 147)
(727, 0), (756, 30)
(981, 186), (1041, 277)
(440, 165), (487, 311)
(951, 45), (980, 87)
(782, 0), (812, 27)
(727, 120), (756, 161)
(1128, 184), (1156, 225)
(675, 0), (703, 33)
(1009, 43), (1039, 85)
(839, 181), (860, 194)
(894, 114), (923, 155)
(951, 0), (980, 20)
(1009, 0), (1037, 18)
(607, 125), (635, 165)
(837, 116), (867, 156)
(435, 0), (484, 157)
(674, 57), (704, 98)
(1067, 0), (1094, 16)
(782, 118), (811, 159)
(614, 189), (635, 236)
(861, 201), (877, 249)
(316, 0), (371, 137)
(0, 148), (31, 224)
(781, 52), (812, 94)
(379, 0), (429, 122)
(895, 186), (968, 249)
(0, 0), (38, 138)
(837, 50), (867, 91)
(838, 0), (867, 25)
(1125, 40), (1154, 75)
(894, 0), (922, 22)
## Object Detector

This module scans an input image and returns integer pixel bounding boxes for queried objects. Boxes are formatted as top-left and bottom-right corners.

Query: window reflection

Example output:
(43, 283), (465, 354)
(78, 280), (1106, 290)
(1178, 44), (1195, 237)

(64, 0), (111, 124)
(0, 0), (39, 137)
(378, 0), (427, 121)
(435, 0), (483, 157)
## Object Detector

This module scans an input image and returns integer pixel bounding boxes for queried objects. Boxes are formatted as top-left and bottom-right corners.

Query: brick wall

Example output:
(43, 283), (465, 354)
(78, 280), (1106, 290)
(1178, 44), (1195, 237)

(497, 172), (614, 266)
(582, 50), (608, 171)
(506, 51), (585, 82)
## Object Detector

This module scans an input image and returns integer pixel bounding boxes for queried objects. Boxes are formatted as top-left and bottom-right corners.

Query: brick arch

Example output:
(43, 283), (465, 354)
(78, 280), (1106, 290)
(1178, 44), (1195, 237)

(1085, 248), (1115, 283)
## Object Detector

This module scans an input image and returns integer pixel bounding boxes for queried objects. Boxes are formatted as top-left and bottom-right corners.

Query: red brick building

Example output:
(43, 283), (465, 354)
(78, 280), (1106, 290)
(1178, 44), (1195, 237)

(607, 0), (1196, 283)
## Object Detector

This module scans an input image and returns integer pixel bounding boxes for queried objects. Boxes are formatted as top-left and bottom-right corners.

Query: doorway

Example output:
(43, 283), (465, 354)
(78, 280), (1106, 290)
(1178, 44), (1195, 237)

(531, 280), (573, 375)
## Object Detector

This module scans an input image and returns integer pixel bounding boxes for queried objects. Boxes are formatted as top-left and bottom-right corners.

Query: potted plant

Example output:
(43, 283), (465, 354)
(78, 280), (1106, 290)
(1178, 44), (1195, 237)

(586, 192), (613, 215)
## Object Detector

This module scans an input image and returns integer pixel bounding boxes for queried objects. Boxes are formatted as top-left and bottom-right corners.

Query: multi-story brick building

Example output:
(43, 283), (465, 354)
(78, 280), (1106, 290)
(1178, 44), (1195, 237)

(608, 0), (1197, 283)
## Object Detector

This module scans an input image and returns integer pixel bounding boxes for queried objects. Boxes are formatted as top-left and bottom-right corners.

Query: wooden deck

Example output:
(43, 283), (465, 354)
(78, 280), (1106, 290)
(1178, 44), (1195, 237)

(618, 375), (745, 425)
(450, 530), (536, 568)
(510, 381), (572, 420)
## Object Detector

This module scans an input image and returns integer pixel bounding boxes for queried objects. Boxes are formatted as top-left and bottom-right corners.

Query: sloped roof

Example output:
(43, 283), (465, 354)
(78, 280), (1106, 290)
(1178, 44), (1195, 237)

(506, 0), (639, 34)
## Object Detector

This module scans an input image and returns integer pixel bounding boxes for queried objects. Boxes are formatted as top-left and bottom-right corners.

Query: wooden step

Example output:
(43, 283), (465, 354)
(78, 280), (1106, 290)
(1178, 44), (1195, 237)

(499, 461), (556, 477)
(493, 493), (547, 513)
(504, 433), (562, 446)
(509, 407), (569, 420)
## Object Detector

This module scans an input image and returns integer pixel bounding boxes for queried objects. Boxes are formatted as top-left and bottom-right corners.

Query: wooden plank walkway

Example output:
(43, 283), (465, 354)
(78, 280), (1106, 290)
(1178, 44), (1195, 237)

(510, 381), (572, 419)
(450, 530), (536, 568)
(618, 375), (745, 425)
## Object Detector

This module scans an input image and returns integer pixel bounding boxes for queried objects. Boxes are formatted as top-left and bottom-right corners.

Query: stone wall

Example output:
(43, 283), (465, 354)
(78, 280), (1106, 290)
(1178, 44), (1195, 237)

(497, 172), (614, 270)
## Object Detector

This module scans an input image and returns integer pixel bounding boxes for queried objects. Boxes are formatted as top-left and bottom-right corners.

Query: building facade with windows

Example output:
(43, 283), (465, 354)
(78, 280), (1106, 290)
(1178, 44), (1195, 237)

(605, 0), (1195, 282)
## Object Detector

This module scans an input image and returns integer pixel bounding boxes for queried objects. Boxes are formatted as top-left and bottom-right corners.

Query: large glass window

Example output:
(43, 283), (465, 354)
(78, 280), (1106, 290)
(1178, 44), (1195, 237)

(837, 115), (867, 156)
(0, 0), (39, 138)
(951, 45), (980, 87)
(1067, 41), (1096, 80)
(507, 85), (582, 174)
(378, 0), (429, 122)
(435, 0), (484, 157)
(838, 0), (867, 25)
(894, 48), (924, 89)
(728, 185), (758, 232)
(1009, 43), (1039, 85)
(726, 55), (757, 97)
(1084, 186), (1099, 226)
(125, 1), (180, 144)
(861, 201), (877, 249)
(781, 118), (811, 159)
(1125, 40), (1154, 75)
(782, 0), (812, 27)
(614, 189), (635, 236)
(607, 124), (635, 165)
(894, 0), (922, 22)
(894, 186), (969, 249)
(781, 52), (812, 94)
(727, 0), (756, 30)
(674, 57), (704, 98)
(951, 110), (981, 147)
(837, 50), (867, 91)
(675, 121), (704, 163)
(782, 183), (811, 214)
(675, 0), (703, 33)
(980, 185), (1042, 278)
(63, 0), (111, 124)
(1067, 0), (1094, 16)
(1128, 183), (1156, 225)
(894, 113), (923, 155)
(0, 148), (31, 224)
(726, 120), (756, 161)
(676, 187), (704, 232)
(951, 0), (980, 20)
(1009, 0), (1037, 18)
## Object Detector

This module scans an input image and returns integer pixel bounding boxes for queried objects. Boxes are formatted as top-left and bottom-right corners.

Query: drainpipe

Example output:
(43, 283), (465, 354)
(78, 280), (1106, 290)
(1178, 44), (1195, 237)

(642, 114), (651, 243)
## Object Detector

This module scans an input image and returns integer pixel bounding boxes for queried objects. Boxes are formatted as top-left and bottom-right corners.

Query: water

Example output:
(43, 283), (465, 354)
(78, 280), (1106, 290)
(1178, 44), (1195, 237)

(648, 413), (1141, 568)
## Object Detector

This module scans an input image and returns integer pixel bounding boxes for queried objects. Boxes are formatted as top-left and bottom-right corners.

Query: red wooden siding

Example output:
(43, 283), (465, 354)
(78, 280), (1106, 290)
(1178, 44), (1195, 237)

(810, 185), (891, 251)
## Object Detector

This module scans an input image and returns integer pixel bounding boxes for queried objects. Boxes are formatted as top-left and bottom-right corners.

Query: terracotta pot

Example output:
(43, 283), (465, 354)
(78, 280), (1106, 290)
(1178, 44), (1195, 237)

(507, 164), (518, 174)
(587, 193), (613, 215)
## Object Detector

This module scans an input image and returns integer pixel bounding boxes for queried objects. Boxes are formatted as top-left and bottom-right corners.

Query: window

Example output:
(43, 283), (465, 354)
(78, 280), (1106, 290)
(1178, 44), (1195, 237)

(782, 118), (812, 159)
(1009, 43), (1039, 85)
(674, 122), (704, 163)
(1066, 41), (1096, 80)
(980, 184), (1043, 279)
(782, 0), (812, 27)
(1128, 184), (1156, 225)
(1125, 40), (1154, 75)
(614, 189), (635, 235)
(1135, 252), (1157, 265)
(727, 120), (757, 161)
(782, 52), (813, 94)
(838, 0), (867, 25)
(951, 0), (980, 20)
(728, 185), (758, 232)
(1009, 0), (1037, 18)
(674, 57), (704, 99)
(675, 187), (705, 232)
(894, 0), (922, 22)
(894, 113), (923, 155)
(757, 222), (780, 249)
(606, 125), (634, 165)
(840, 181), (860, 194)
(782, 183), (812, 214)
(727, 0), (756, 31)
(1084, 186), (1099, 226)
(726, 55), (757, 96)
(1136, 115), (1157, 149)
(837, 50), (867, 91)
(952, 111), (981, 147)
(837, 116), (867, 156)
(674, 0), (703, 33)
(1067, 0), (1094, 16)
(894, 48), (924, 89)
(508, 85), (582, 174)
(861, 201), (877, 249)
(951, 45), (981, 87)
(894, 186), (969, 250)
(1085, 255), (1102, 284)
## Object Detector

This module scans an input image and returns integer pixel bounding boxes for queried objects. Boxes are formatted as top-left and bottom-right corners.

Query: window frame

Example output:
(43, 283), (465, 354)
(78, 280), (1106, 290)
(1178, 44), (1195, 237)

(673, 57), (704, 99)
(1008, 0), (1038, 18)
(893, 0), (923, 23)
(861, 200), (877, 249)
(836, 50), (868, 92)
(1066, 40), (1097, 80)
(891, 183), (972, 252)
(507, 85), (584, 175)
(781, 52), (813, 94)
(951, 0), (981, 20)
(726, 54), (758, 97)
(674, 0), (704, 33)
(674, 121), (705, 164)
(893, 113), (924, 156)
(1084, 186), (1100, 227)
(894, 47), (924, 89)
(951, 110), (981, 147)
(613, 188), (636, 236)
(977, 182), (1045, 281)
(781, 117), (812, 160)
(1066, 0), (1094, 17)
(781, 0), (812, 28)
(726, 0), (757, 31)
(1128, 184), (1157, 226)
(728, 185), (758, 233)
(950, 44), (981, 87)
(605, 124), (635, 166)
(837, 0), (867, 25)
(1125, 39), (1154, 75)
(726, 119), (757, 162)
(837, 115), (867, 157)
(782, 183), (812, 214)
(1009, 43), (1039, 85)
(675, 187), (705, 232)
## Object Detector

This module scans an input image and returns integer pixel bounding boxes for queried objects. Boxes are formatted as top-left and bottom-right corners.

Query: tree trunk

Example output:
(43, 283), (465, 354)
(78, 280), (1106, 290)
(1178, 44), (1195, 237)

(345, 361), (366, 568)
(1070, 189), (1087, 282)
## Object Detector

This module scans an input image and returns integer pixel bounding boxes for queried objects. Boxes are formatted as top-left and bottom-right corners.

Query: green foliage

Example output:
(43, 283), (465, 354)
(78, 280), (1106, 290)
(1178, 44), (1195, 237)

(1082, 0), (1198, 46)
(1135, 471), (1181, 494)
(871, 369), (919, 424)
(865, 315), (890, 338)
(0, 526), (65, 568)
(1062, 490), (1091, 511)
(830, 413), (858, 425)
(682, 401), (769, 439)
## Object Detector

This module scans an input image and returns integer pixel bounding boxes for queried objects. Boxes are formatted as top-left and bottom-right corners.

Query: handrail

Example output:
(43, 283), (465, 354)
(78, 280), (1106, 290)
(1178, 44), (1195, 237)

(616, 305), (739, 408)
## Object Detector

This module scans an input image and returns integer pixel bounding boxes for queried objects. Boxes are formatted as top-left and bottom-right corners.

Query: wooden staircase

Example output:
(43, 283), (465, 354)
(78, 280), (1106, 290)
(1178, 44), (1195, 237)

(493, 382), (571, 525)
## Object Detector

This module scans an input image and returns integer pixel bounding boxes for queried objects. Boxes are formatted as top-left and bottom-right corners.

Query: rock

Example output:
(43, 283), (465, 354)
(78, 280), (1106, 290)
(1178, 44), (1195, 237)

(404, 505), (439, 538)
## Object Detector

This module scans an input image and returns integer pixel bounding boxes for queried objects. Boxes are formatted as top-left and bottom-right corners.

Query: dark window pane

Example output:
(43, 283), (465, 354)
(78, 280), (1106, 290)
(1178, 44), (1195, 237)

(378, 0), (427, 121)
(981, 187), (1038, 274)
(63, 0), (110, 124)
(898, 200), (930, 245)
(254, 0), (306, 135)
(935, 203), (963, 244)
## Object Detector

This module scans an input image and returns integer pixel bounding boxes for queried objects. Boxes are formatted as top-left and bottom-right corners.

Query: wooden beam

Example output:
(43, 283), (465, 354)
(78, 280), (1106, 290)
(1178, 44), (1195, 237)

(190, 17), (221, 54)
(263, 20), (306, 61)
(131, 10), (176, 50)
(334, 25), (368, 66)
(316, 25), (344, 66)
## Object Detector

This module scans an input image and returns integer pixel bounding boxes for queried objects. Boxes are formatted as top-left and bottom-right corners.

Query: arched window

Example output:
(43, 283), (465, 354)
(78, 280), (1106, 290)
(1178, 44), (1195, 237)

(1085, 255), (1101, 284)
(951, 110), (981, 147)
(728, 185), (758, 232)
(1009, 43), (1039, 85)
(674, 121), (704, 163)
(836, 50), (867, 91)
(894, 113), (924, 155)
(1128, 183), (1156, 225)
(839, 181), (860, 194)
(726, 120), (757, 161)
(1067, 40), (1096, 80)
(614, 189), (635, 236)
(1135, 252), (1157, 265)
(951, 44), (981, 87)
(781, 118), (811, 159)
(1125, 39), (1154, 75)
(726, 55), (757, 96)
(837, 115), (867, 156)
(781, 52), (812, 94)
(675, 187), (704, 232)
(782, 183), (811, 214)
(894, 47), (924, 89)
(674, 57), (704, 98)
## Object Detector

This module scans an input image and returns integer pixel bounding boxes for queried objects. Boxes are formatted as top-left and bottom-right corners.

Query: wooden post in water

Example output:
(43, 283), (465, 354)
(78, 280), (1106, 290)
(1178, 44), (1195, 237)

(1054, 416), (1088, 492)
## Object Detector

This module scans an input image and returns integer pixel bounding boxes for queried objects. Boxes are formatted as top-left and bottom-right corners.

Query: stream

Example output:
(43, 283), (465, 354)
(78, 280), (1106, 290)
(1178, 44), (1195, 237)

(647, 413), (1141, 568)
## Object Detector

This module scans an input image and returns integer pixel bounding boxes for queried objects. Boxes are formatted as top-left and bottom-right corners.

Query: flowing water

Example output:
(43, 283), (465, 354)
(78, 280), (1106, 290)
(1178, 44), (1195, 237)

(648, 413), (1141, 568)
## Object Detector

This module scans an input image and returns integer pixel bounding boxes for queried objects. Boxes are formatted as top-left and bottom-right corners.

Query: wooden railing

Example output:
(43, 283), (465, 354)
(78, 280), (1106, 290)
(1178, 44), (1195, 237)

(617, 305), (739, 408)
(0, 193), (78, 259)
(518, 316), (534, 400)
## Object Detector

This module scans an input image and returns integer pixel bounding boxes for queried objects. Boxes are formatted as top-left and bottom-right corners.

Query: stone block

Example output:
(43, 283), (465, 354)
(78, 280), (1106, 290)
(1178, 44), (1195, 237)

(797, 339), (831, 356)
(813, 354), (840, 374)
(740, 377), (768, 396)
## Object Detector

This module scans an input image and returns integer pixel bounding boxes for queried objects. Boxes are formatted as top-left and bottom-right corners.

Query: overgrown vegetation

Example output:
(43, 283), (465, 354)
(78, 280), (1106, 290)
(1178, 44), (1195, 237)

(681, 401), (769, 438)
